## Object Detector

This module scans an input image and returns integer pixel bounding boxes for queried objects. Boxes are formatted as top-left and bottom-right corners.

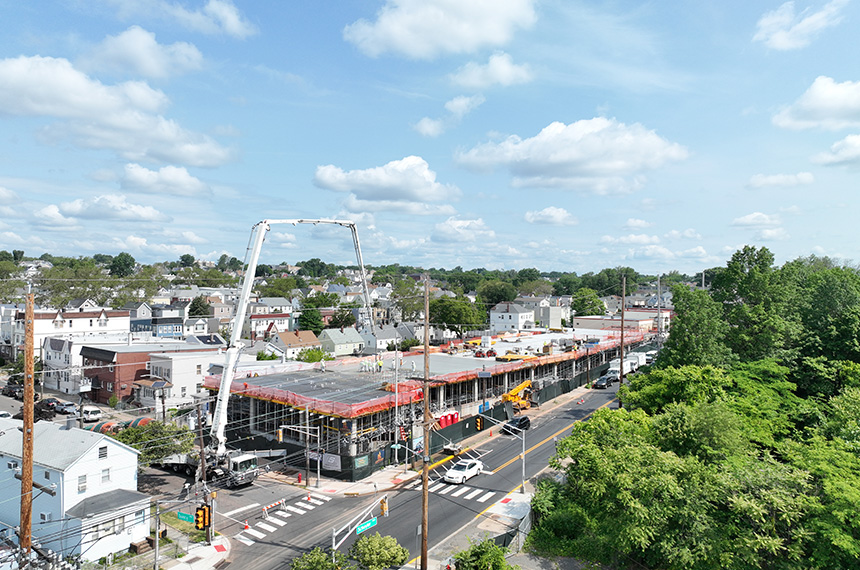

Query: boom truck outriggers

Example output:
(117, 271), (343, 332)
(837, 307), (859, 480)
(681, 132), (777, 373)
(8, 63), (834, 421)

(158, 219), (375, 487)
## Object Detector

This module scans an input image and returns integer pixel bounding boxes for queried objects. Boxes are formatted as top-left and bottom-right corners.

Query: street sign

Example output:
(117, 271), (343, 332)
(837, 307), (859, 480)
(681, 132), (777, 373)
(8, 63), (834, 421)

(356, 517), (378, 535)
(390, 444), (402, 449)
(177, 512), (194, 523)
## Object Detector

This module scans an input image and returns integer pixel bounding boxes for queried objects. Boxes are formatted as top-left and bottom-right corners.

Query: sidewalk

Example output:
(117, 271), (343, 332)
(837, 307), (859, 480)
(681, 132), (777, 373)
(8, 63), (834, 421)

(160, 535), (231, 570)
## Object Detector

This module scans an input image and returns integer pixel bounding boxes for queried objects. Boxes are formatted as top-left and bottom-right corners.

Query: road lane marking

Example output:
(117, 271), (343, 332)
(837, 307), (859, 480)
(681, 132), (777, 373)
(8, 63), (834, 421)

(235, 535), (255, 546)
(476, 492), (495, 503)
(451, 486), (470, 497)
(286, 505), (307, 515)
(464, 489), (483, 500)
(310, 493), (331, 501)
(271, 510), (291, 519)
(223, 503), (261, 518)
(428, 482), (445, 492)
(245, 528), (265, 539)
(437, 485), (455, 495)
(268, 517), (287, 526)
(257, 522), (276, 532)
(308, 498), (325, 505)
(297, 501), (315, 509)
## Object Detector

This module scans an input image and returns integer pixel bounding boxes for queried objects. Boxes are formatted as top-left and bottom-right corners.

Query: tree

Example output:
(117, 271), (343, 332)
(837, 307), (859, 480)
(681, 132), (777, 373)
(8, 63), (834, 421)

(259, 276), (300, 298)
(453, 538), (517, 570)
(517, 280), (553, 296)
(179, 254), (196, 267)
(108, 252), (136, 277)
(298, 308), (325, 335)
(348, 532), (409, 570)
(514, 267), (541, 286)
(298, 258), (335, 278)
(188, 296), (210, 317)
(552, 273), (581, 296)
(12, 250), (23, 263)
(296, 347), (334, 362)
(111, 422), (195, 467)
(290, 547), (354, 570)
(477, 280), (517, 309)
(392, 279), (422, 321)
(429, 297), (483, 339)
(570, 288), (604, 316)
(330, 309), (356, 329)
(657, 284), (733, 368)
(0, 250), (13, 263)
(302, 292), (340, 309)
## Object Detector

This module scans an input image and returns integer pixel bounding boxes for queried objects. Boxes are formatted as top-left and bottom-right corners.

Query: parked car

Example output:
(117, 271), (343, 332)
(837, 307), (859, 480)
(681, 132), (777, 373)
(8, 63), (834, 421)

(2, 384), (21, 398)
(444, 459), (484, 484)
(592, 376), (612, 389)
(55, 402), (77, 415)
(501, 416), (531, 434)
(41, 397), (62, 409)
(80, 405), (102, 423)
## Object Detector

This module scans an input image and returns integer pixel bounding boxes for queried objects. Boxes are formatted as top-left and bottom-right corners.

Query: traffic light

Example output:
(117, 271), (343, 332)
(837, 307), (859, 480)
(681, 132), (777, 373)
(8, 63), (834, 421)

(277, 428), (283, 443)
(195, 505), (211, 530)
(476, 416), (483, 431)
(380, 497), (388, 517)
(194, 506), (206, 530)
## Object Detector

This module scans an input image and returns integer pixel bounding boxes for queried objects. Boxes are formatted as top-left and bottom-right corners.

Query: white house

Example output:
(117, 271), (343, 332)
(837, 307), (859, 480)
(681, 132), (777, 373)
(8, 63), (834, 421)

(489, 303), (535, 333)
(13, 308), (131, 360)
(265, 330), (321, 360)
(0, 419), (149, 562)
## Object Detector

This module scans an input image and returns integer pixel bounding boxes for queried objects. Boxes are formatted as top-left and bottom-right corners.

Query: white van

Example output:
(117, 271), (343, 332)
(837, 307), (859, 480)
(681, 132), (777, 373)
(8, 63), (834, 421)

(81, 406), (102, 423)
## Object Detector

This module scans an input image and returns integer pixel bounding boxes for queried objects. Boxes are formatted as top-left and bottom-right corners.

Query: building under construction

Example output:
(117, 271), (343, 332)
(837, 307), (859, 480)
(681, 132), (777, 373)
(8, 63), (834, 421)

(205, 330), (649, 481)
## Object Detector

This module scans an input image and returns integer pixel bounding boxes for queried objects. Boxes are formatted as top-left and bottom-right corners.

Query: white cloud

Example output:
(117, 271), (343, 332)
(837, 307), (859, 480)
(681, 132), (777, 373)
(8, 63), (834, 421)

(629, 245), (675, 259)
(414, 117), (444, 137)
(677, 246), (709, 259)
(757, 227), (791, 240)
(456, 117), (688, 193)
(444, 94), (486, 118)
(81, 26), (203, 78)
(110, 235), (195, 257)
(34, 204), (81, 228)
(343, 0), (536, 59)
(343, 195), (456, 215)
(450, 52), (533, 89)
(58, 194), (171, 222)
(753, 0), (848, 50)
(0, 187), (19, 203)
(314, 156), (460, 214)
(431, 217), (496, 243)
(600, 234), (660, 245)
(624, 218), (652, 229)
(732, 212), (781, 227)
(0, 55), (234, 167)
(813, 134), (860, 165)
(120, 164), (209, 196)
(747, 171), (814, 187)
(664, 228), (702, 240)
(773, 76), (860, 130)
(524, 206), (578, 226)
(109, 0), (256, 38)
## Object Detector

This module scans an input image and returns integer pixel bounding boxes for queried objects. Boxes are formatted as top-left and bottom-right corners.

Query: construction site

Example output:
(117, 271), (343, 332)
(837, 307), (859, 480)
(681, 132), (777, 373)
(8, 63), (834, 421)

(204, 329), (651, 481)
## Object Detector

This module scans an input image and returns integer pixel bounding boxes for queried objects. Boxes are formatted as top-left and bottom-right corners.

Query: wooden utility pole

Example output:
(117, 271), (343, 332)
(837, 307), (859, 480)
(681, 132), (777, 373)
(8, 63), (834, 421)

(421, 275), (430, 570)
(619, 276), (626, 409)
(20, 293), (35, 555)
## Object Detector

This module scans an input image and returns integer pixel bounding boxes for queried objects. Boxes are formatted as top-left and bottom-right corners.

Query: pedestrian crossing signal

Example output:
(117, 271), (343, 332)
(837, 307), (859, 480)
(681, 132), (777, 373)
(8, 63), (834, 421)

(476, 416), (483, 431)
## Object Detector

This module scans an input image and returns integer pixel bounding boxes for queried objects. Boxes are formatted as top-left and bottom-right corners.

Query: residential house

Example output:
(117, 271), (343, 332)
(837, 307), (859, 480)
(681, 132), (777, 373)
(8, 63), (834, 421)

(138, 349), (227, 411)
(11, 307), (131, 360)
(123, 301), (153, 333)
(150, 303), (189, 339)
(0, 418), (149, 561)
(266, 330), (321, 359)
(183, 317), (220, 337)
(572, 315), (654, 333)
(489, 303), (535, 333)
(318, 328), (365, 357)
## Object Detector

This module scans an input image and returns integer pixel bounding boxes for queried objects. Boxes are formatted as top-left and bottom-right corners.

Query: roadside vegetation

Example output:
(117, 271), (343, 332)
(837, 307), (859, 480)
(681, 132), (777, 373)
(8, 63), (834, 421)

(527, 247), (860, 570)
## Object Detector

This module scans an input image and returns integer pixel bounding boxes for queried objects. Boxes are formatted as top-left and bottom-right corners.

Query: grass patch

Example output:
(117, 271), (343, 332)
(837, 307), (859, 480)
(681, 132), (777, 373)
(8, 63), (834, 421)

(159, 510), (208, 543)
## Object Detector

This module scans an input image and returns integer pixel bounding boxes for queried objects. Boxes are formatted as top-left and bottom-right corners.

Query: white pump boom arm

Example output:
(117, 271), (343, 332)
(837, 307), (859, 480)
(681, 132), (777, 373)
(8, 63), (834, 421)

(208, 218), (375, 457)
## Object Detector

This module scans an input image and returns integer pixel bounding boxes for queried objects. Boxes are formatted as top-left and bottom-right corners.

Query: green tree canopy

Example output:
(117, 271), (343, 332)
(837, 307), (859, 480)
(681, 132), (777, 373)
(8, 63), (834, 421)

(179, 254), (196, 267)
(289, 547), (354, 570)
(477, 280), (517, 309)
(302, 292), (340, 309)
(111, 422), (195, 467)
(298, 308), (325, 335)
(188, 296), (210, 317)
(330, 308), (356, 329)
(348, 532), (409, 570)
(296, 347), (334, 362)
(429, 296), (483, 339)
(108, 252), (136, 277)
(657, 284), (733, 368)
(570, 287), (604, 316)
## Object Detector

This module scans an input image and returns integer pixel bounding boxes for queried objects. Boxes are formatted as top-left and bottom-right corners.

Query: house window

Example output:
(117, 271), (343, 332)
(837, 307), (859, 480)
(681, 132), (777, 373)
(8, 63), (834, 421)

(145, 362), (151, 371)
(106, 383), (113, 392)
(109, 364), (114, 372)
(181, 387), (187, 397)
(7, 461), (19, 470)
(99, 446), (108, 459)
(78, 475), (87, 493)
(44, 471), (50, 480)
(196, 365), (202, 375)
(135, 509), (145, 526)
(89, 320), (93, 327)
(101, 468), (110, 483)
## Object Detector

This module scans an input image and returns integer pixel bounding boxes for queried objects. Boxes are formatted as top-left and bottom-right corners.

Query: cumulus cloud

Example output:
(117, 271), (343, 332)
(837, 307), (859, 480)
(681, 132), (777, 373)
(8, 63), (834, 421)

(58, 194), (171, 222)
(0, 187), (19, 203)
(624, 218), (652, 229)
(110, 235), (195, 257)
(600, 234), (660, 245)
(664, 228), (702, 240)
(343, 0), (536, 59)
(450, 52), (533, 89)
(80, 26), (203, 78)
(431, 217), (496, 243)
(34, 204), (81, 229)
(0, 55), (234, 167)
(677, 246), (709, 259)
(747, 171), (814, 187)
(120, 163), (210, 196)
(757, 227), (791, 240)
(813, 134), (860, 165)
(314, 156), (460, 214)
(415, 95), (485, 137)
(773, 76), (860, 130)
(456, 117), (688, 193)
(732, 212), (781, 227)
(753, 0), (848, 50)
(524, 206), (577, 226)
(108, 0), (256, 38)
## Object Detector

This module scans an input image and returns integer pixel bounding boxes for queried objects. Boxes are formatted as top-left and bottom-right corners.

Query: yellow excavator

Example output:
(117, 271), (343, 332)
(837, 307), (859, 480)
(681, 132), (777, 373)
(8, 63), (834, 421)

(500, 379), (532, 411)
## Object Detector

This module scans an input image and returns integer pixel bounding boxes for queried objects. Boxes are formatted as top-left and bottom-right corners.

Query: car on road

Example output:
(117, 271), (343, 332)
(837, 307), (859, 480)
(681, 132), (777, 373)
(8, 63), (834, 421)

(80, 405), (102, 423)
(501, 416), (531, 434)
(2, 384), (21, 398)
(444, 459), (483, 484)
(592, 375), (612, 389)
(55, 401), (77, 414)
(42, 397), (62, 409)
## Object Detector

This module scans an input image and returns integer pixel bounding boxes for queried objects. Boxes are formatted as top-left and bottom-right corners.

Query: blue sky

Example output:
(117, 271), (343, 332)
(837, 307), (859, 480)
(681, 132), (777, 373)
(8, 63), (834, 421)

(1, 0), (858, 274)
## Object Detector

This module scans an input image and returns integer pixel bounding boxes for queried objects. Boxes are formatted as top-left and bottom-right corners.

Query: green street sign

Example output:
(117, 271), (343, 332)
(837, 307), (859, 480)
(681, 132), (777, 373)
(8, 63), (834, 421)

(356, 517), (378, 535)
(177, 512), (194, 523)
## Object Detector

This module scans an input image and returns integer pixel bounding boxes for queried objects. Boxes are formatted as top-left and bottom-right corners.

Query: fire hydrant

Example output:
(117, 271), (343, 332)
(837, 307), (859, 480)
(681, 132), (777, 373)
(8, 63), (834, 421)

(298, 473), (302, 484)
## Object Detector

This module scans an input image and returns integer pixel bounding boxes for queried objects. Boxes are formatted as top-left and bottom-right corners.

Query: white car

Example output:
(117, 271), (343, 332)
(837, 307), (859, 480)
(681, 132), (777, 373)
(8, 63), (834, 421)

(444, 459), (483, 484)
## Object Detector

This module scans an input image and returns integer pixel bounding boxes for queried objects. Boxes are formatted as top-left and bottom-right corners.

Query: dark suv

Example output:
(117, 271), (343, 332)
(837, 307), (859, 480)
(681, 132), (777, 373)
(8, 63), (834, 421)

(2, 384), (22, 398)
(502, 416), (531, 434)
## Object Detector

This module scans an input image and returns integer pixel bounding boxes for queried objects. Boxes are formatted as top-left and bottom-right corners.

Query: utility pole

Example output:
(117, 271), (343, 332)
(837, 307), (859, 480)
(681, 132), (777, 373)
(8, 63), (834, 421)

(20, 293), (35, 557)
(657, 274), (663, 348)
(196, 403), (212, 544)
(619, 276), (626, 408)
(421, 276), (430, 570)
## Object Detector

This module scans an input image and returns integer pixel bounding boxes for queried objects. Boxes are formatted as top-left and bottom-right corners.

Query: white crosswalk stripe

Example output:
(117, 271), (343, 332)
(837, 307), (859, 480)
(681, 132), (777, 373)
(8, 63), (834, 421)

(437, 485), (455, 495)
(271, 510), (291, 519)
(297, 501), (316, 510)
(310, 493), (332, 501)
(476, 492), (495, 503)
(257, 522), (276, 532)
(464, 489), (483, 500)
(245, 528), (266, 539)
(235, 534), (255, 546)
(428, 482), (446, 493)
(451, 486), (470, 497)
(267, 516), (287, 527)
(308, 498), (325, 506)
(286, 505), (308, 515)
